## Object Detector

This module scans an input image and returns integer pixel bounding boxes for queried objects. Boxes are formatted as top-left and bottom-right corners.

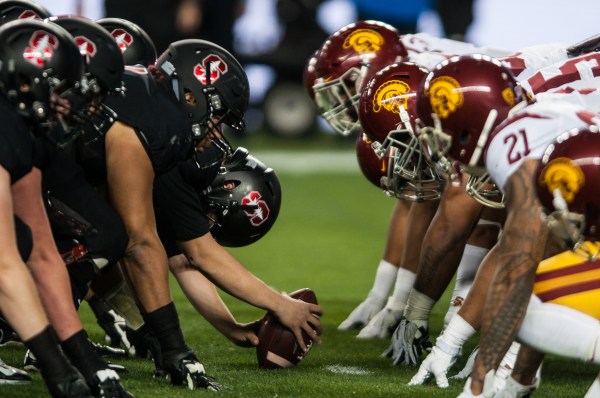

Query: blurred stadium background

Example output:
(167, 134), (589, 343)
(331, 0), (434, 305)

(37, 0), (600, 142)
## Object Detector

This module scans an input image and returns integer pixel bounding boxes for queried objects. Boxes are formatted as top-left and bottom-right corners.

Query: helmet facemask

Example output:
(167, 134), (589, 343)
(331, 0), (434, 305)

(466, 173), (505, 209)
(313, 65), (363, 136)
(544, 188), (588, 251)
(416, 114), (453, 177)
(372, 107), (442, 201)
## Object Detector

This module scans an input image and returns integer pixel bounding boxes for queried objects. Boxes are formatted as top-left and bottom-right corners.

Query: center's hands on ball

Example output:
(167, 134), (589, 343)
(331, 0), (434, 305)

(273, 292), (323, 352)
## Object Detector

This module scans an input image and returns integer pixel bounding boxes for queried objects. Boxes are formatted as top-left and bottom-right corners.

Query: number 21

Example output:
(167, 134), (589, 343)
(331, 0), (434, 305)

(504, 129), (530, 164)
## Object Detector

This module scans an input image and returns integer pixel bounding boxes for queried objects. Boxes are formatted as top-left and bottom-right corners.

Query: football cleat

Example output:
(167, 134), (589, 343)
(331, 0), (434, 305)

(91, 341), (128, 359)
(338, 296), (387, 331)
(356, 307), (403, 339)
(91, 368), (134, 398)
(164, 351), (223, 391)
(23, 350), (39, 372)
(0, 357), (31, 384)
(97, 310), (132, 353)
(46, 371), (92, 398)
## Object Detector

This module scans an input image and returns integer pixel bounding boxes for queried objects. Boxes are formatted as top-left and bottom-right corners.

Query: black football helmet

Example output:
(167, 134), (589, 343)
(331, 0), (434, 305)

(47, 16), (125, 131)
(535, 125), (600, 251)
(0, 0), (51, 26)
(0, 19), (83, 124)
(96, 17), (157, 67)
(155, 39), (249, 156)
(200, 148), (282, 247)
(49, 16), (124, 96)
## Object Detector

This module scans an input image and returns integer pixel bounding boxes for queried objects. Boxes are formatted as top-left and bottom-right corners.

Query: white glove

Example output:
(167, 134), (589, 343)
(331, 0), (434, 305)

(495, 376), (538, 398)
(408, 345), (459, 388)
(450, 346), (479, 380)
(356, 305), (403, 339)
(458, 371), (497, 398)
(338, 296), (386, 331)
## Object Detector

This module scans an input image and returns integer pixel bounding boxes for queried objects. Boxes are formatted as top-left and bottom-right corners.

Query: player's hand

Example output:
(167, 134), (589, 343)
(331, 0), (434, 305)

(385, 318), (432, 366)
(226, 320), (261, 348)
(274, 293), (322, 351)
(408, 346), (459, 388)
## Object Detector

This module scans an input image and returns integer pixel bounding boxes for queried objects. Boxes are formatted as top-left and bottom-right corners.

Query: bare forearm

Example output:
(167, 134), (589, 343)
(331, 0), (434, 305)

(180, 235), (283, 313)
(171, 257), (238, 333)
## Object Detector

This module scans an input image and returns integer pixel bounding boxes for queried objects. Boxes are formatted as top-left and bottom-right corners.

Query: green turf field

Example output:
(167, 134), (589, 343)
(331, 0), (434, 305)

(2, 159), (598, 397)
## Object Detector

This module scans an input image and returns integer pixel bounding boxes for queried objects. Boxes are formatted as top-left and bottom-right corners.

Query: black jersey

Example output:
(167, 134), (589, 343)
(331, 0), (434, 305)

(0, 95), (33, 183)
(154, 163), (211, 257)
(102, 68), (194, 176)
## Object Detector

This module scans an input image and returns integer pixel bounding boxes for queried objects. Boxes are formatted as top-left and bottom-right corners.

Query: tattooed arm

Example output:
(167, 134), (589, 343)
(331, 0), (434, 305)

(469, 160), (550, 394)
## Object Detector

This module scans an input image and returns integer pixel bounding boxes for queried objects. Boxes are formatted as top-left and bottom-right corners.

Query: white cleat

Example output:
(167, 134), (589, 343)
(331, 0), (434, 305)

(338, 297), (386, 331)
(356, 307), (404, 339)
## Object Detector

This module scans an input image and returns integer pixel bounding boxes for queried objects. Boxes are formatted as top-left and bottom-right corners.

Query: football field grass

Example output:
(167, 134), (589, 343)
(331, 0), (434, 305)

(2, 159), (598, 397)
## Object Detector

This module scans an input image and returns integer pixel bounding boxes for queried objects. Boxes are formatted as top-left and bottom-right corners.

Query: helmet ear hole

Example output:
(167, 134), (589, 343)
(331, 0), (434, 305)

(459, 130), (470, 145)
(223, 180), (239, 190)
(184, 89), (196, 105)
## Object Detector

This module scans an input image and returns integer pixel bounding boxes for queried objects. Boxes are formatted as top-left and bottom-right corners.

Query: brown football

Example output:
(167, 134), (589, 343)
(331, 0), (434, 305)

(256, 288), (319, 369)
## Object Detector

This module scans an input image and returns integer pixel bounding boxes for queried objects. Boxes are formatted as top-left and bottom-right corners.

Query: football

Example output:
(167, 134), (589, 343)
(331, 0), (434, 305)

(256, 288), (319, 369)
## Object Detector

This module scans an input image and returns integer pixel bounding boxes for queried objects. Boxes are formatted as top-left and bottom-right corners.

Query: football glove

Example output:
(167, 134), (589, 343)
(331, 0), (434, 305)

(356, 307), (403, 339)
(408, 345), (459, 388)
(338, 296), (386, 331)
(383, 318), (432, 366)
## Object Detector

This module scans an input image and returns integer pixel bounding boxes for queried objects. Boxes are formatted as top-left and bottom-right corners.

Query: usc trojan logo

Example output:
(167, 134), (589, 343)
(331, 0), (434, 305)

(343, 29), (384, 53)
(24, 30), (58, 67)
(502, 87), (516, 107)
(427, 76), (463, 119)
(110, 29), (133, 54)
(241, 191), (270, 226)
(372, 80), (411, 114)
(193, 54), (228, 85)
(74, 36), (97, 62)
(538, 157), (585, 203)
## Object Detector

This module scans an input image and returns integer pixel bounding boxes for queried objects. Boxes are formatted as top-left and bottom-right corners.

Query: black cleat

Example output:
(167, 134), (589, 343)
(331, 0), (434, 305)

(47, 372), (92, 398)
(23, 350), (39, 372)
(0, 358), (30, 384)
(164, 351), (223, 391)
(91, 342), (128, 359)
(91, 368), (134, 398)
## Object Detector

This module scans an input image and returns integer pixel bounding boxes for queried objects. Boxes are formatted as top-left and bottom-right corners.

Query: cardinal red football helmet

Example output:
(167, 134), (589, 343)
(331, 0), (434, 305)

(359, 62), (441, 200)
(312, 20), (407, 136)
(417, 54), (529, 176)
(535, 126), (600, 250)
(303, 49), (319, 101)
(355, 132), (391, 190)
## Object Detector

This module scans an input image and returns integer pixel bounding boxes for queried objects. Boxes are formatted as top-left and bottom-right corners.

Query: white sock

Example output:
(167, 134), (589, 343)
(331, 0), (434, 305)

(404, 289), (436, 329)
(367, 260), (398, 302)
(437, 314), (476, 354)
(444, 245), (489, 326)
(387, 268), (416, 311)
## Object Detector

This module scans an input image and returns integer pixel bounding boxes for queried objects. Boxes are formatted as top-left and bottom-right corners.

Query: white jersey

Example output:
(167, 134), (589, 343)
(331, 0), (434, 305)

(521, 52), (600, 95)
(402, 34), (569, 79)
(485, 101), (600, 191)
(400, 33), (513, 58)
(499, 43), (570, 81)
